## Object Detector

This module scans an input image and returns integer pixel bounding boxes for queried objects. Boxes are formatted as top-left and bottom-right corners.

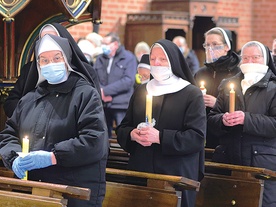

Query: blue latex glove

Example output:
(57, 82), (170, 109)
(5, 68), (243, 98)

(19, 151), (53, 171)
(12, 156), (26, 179)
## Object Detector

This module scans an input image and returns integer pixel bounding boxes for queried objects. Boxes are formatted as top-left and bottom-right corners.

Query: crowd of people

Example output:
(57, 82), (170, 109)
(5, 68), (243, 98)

(0, 23), (276, 207)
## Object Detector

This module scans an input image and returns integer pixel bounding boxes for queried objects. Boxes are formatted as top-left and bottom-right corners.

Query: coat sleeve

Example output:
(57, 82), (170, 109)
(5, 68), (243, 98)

(207, 79), (231, 137)
(0, 109), (23, 169)
(115, 89), (137, 153)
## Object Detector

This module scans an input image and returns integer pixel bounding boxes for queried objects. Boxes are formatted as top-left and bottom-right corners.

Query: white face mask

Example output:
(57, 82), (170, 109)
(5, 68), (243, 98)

(150, 66), (173, 82)
(240, 63), (268, 94)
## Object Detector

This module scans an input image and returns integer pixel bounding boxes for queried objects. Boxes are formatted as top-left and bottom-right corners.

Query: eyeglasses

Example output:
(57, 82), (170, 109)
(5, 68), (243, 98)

(241, 55), (263, 62)
(37, 55), (64, 66)
(203, 43), (225, 50)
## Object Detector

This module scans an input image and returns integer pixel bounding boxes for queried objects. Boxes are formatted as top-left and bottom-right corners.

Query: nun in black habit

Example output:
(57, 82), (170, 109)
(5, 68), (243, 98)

(116, 39), (206, 207)
(0, 34), (109, 207)
(4, 23), (101, 117)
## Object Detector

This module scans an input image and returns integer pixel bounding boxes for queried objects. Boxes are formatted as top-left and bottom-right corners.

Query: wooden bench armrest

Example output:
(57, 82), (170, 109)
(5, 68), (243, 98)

(205, 161), (276, 180)
(0, 176), (90, 200)
(106, 168), (200, 191)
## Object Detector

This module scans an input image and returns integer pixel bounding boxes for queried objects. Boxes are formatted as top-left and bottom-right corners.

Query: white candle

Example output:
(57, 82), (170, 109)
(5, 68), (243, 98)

(145, 94), (152, 123)
(229, 83), (235, 113)
(22, 136), (29, 180)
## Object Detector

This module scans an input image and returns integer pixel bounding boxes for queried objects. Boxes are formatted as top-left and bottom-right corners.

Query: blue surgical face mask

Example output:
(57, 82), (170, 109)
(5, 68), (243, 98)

(41, 62), (68, 84)
(178, 46), (185, 54)
(102, 44), (111, 56)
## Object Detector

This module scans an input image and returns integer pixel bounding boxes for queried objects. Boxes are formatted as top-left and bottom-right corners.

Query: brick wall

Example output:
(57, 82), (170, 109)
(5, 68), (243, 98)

(67, 0), (151, 45)
(68, 0), (276, 51)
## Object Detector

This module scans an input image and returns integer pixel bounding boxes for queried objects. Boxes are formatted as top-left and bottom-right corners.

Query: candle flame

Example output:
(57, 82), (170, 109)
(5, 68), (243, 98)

(200, 81), (205, 87)
(230, 83), (234, 90)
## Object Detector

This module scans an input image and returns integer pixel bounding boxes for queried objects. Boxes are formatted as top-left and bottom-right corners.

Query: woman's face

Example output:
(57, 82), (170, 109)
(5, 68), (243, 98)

(241, 46), (264, 64)
(204, 34), (229, 63)
(150, 46), (169, 66)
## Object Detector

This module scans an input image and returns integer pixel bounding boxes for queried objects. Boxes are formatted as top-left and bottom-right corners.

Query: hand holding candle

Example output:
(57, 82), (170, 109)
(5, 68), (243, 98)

(22, 136), (29, 180)
(145, 94), (152, 123)
(229, 83), (235, 113)
(200, 81), (207, 95)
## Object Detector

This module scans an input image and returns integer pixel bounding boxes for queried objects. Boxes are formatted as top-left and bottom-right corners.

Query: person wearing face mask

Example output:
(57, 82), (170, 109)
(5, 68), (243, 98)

(135, 54), (151, 86)
(172, 36), (200, 76)
(3, 23), (101, 118)
(208, 41), (276, 207)
(94, 32), (137, 139)
(194, 27), (241, 149)
(0, 34), (109, 207)
(116, 39), (206, 207)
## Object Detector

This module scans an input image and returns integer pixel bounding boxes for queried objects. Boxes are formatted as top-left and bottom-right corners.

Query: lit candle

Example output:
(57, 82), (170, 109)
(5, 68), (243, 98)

(145, 94), (152, 123)
(200, 81), (207, 95)
(22, 136), (29, 180)
(229, 83), (235, 113)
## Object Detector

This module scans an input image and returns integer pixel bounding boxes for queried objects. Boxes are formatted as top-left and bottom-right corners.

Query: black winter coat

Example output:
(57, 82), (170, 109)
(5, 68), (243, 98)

(194, 51), (241, 148)
(208, 70), (276, 207)
(0, 74), (109, 207)
(208, 70), (276, 166)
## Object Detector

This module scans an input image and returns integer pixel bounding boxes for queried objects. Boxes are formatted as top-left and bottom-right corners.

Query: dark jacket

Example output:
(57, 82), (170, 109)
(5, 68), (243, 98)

(0, 74), (109, 207)
(208, 70), (276, 167)
(194, 51), (241, 148)
(94, 46), (137, 109)
(185, 49), (200, 76)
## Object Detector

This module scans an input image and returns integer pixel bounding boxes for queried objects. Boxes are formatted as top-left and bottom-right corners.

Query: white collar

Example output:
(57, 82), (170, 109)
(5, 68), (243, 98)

(146, 75), (190, 96)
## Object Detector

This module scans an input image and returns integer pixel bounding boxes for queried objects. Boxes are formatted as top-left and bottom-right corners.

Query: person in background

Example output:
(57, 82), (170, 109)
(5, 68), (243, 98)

(3, 23), (101, 118)
(0, 34), (109, 207)
(208, 41), (276, 207)
(86, 32), (103, 64)
(271, 38), (276, 67)
(116, 39), (206, 207)
(77, 38), (95, 65)
(172, 36), (200, 76)
(94, 32), (137, 138)
(194, 27), (240, 149)
(135, 53), (151, 85)
(134, 41), (150, 62)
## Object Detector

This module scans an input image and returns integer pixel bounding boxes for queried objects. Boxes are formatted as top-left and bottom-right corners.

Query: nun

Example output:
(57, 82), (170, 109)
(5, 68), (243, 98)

(0, 34), (109, 207)
(208, 41), (276, 207)
(116, 39), (206, 207)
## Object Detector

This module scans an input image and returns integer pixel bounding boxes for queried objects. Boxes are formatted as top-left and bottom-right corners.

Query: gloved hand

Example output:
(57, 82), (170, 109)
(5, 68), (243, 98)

(12, 156), (26, 179)
(19, 151), (53, 171)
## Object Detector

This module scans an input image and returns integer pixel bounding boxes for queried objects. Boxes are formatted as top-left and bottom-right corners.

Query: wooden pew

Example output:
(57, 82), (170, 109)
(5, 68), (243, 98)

(0, 167), (90, 207)
(104, 168), (200, 207)
(108, 138), (276, 207)
(196, 161), (276, 207)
